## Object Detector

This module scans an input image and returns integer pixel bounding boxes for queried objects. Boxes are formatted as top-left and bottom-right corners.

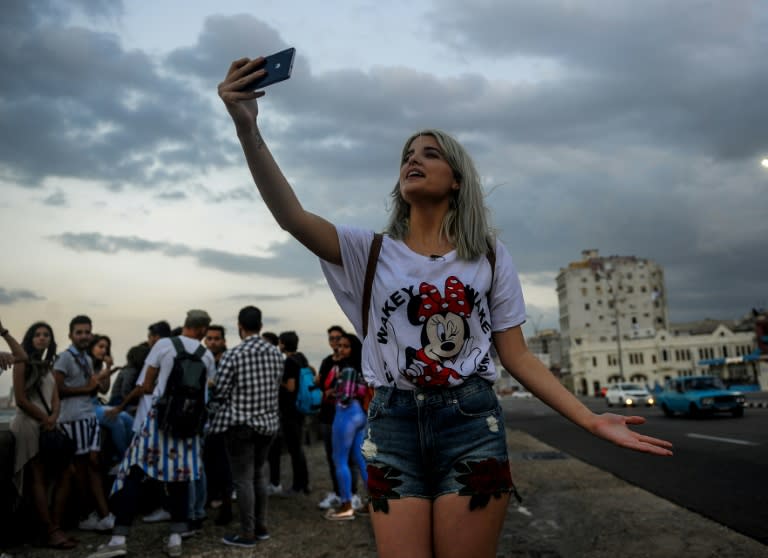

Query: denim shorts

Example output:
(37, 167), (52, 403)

(363, 375), (515, 512)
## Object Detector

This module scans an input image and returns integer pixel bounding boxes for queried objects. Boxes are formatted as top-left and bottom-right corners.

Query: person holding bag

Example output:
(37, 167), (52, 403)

(8, 320), (77, 549)
(326, 333), (369, 521)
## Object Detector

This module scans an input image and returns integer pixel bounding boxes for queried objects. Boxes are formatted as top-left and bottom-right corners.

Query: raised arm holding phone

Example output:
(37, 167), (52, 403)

(218, 51), (673, 558)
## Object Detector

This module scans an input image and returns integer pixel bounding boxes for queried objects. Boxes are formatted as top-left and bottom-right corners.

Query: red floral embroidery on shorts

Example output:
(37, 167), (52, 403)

(366, 464), (403, 513)
(454, 458), (518, 510)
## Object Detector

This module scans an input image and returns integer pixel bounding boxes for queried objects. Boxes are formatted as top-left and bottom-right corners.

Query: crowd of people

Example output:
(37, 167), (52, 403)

(0, 311), (371, 556)
(0, 52), (674, 558)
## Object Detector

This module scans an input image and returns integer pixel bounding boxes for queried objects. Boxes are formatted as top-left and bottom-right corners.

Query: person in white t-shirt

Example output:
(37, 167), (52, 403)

(218, 58), (674, 558)
(88, 310), (216, 558)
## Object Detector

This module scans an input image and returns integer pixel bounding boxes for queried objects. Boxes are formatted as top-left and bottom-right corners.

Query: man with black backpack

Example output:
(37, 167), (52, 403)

(88, 310), (216, 558)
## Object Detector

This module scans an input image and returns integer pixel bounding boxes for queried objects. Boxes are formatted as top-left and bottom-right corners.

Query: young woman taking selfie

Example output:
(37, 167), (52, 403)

(218, 54), (673, 558)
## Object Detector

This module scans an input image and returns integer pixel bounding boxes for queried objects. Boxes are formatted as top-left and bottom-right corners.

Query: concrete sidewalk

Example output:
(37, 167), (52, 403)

(3, 428), (765, 557)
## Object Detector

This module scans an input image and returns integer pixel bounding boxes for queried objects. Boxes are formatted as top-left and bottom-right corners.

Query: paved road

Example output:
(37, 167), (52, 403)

(502, 396), (768, 545)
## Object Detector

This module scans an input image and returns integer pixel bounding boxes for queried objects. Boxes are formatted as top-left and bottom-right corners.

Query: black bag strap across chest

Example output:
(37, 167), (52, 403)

(361, 234), (496, 339)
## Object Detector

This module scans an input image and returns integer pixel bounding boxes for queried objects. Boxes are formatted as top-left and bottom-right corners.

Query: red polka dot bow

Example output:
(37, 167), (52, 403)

(416, 276), (470, 322)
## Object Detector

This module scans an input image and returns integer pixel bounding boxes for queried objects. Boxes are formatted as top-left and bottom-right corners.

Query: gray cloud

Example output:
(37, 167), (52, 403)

(226, 292), (305, 302)
(42, 190), (68, 207)
(0, 2), (229, 189)
(49, 232), (322, 283)
(426, 0), (768, 160)
(4, 3), (767, 327)
(155, 190), (188, 201)
(0, 287), (46, 305)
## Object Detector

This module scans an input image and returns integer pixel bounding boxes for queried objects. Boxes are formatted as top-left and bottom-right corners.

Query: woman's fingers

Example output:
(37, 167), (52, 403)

(219, 89), (265, 103)
(221, 57), (266, 89)
(635, 434), (674, 448)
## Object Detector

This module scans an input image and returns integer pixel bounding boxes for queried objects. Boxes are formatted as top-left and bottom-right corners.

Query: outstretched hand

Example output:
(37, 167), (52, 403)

(218, 57), (268, 132)
(590, 413), (673, 456)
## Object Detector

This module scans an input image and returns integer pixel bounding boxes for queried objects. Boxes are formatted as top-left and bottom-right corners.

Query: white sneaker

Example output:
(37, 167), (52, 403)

(143, 508), (171, 523)
(265, 483), (282, 496)
(96, 513), (116, 531)
(351, 494), (364, 511)
(78, 512), (101, 531)
(164, 533), (182, 557)
(317, 492), (341, 510)
(86, 542), (127, 558)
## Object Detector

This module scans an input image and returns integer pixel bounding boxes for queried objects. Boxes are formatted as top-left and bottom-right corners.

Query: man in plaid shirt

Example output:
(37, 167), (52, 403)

(209, 306), (284, 548)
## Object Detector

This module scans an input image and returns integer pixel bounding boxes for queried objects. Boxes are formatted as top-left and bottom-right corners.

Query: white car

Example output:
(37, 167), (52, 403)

(605, 383), (655, 407)
(510, 389), (534, 399)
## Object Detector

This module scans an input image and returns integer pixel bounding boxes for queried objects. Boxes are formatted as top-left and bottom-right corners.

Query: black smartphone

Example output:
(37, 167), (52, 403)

(243, 47), (295, 90)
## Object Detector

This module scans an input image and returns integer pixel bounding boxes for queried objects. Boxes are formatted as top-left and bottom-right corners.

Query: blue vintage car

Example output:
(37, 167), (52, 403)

(657, 375), (745, 418)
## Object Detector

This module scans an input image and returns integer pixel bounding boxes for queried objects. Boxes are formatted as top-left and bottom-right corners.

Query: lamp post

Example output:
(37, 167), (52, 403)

(604, 262), (626, 382)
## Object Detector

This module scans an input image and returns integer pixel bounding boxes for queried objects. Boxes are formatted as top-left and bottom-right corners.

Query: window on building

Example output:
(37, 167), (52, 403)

(652, 355), (657, 364)
(581, 287), (588, 296)
(585, 303), (590, 310)
(607, 354), (618, 366)
(592, 357), (597, 367)
(722, 346), (728, 357)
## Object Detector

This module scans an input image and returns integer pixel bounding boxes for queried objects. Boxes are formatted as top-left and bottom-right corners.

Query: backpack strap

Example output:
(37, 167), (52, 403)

(360, 233), (493, 338)
(486, 237), (496, 290)
(362, 233), (384, 339)
(170, 336), (186, 355)
(171, 336), (206, 359)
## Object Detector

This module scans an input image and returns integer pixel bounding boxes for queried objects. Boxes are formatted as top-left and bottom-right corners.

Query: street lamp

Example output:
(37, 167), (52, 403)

(603, 262), (626, 383)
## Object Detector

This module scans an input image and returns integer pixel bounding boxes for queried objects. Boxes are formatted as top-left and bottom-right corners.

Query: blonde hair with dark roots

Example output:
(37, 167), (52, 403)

(384, 129), (494, 260)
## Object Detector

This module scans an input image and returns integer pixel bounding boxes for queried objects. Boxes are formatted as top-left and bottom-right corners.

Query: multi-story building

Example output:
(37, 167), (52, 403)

(557, 250), (763, 394)
(557, 249), (668, 375)
(567, 320), (759, 395)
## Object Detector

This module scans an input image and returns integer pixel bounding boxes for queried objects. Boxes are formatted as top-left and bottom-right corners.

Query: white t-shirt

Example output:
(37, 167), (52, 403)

(132, 336), (216, 432)
(320, 226), (526, 389)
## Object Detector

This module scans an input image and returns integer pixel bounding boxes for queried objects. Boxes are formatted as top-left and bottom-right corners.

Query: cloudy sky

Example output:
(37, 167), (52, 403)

(1, 0), (767, 395)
